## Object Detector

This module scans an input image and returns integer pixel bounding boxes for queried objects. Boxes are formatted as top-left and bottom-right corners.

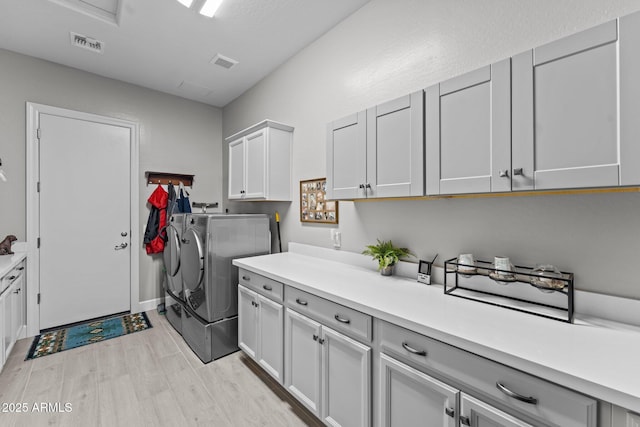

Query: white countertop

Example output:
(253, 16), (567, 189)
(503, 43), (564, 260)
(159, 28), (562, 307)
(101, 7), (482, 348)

(234, 247), (640, 412)
(0, 243), (26, 279)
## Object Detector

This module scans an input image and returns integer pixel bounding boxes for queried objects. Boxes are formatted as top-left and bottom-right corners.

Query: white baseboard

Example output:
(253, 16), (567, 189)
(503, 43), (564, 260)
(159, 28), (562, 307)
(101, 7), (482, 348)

(136, 297), (163, 313)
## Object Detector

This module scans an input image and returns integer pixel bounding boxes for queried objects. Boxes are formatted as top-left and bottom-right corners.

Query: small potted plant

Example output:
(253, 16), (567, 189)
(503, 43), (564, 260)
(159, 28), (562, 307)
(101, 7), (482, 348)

(362, 239), (414, 276)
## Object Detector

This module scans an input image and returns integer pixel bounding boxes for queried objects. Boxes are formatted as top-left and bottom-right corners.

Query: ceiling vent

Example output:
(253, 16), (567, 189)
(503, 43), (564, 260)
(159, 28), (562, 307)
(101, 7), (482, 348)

(210, 54), (238, 70)
(70, 32), (105, 54)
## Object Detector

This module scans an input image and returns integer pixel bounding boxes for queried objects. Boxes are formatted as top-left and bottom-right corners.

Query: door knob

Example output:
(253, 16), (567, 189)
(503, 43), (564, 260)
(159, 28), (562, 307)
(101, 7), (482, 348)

(121, 232), (128, 237)
(114, 243), (128, 250)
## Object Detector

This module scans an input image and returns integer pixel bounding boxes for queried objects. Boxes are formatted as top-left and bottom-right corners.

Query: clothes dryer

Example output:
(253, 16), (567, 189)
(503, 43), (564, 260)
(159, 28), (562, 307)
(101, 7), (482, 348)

(163, 213), (186, 334)
(180, 214), (270, 362)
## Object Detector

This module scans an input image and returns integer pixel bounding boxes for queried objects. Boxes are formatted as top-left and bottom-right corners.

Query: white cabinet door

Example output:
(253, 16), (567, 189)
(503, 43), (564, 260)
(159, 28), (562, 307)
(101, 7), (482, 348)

(321, 326), (371, 427)
(512, 17), (640, 190)
(285, 308), (322, 416)
(426, 60), (511, 195)
(238, 285), (258, 359)
(2, 288), (10, 363)
(244, 129), (267, 199)
(13, 268), (25, 341)
(0, 289), (6, 368)
(257, 293), (284, 383)
(228, 138), (246, 199)
(326, 112), (367, 200)
(9, 281), (20, 348)
(460, 393), (533, 427)
(379, 354), (458, 427)
(366, 92), (424, 198)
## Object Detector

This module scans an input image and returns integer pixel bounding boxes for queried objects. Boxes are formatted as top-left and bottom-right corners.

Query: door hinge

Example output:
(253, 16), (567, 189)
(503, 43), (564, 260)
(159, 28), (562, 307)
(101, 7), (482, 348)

(37, 237), (40, 248)
(37, 293), (41, 304)
(37, 128), (41, 140)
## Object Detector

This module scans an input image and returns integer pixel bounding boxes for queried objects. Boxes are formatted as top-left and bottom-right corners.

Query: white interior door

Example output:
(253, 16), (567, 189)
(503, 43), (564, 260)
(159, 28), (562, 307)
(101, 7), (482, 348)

(39, 113), (131, 330)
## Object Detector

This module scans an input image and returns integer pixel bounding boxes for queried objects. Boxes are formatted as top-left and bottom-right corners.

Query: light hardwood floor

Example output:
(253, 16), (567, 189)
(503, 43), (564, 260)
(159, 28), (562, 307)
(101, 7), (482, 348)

(0, 310), (323, 427)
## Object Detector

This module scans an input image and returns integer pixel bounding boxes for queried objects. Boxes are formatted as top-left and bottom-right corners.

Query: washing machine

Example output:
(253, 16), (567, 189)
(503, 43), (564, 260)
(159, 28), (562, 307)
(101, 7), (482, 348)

(163, 213), (186, 334)
(180, 213), (270, 363)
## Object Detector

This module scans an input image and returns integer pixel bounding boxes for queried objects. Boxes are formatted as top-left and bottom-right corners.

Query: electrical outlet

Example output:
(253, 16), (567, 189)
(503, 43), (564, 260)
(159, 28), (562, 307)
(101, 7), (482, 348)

(331, 229), (341, 248)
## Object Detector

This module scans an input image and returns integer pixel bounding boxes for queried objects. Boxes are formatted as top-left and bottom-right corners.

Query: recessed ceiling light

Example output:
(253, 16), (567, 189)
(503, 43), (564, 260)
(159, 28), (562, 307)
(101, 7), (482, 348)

(177, 0), (194, 7)
(199, 0), (223, 18)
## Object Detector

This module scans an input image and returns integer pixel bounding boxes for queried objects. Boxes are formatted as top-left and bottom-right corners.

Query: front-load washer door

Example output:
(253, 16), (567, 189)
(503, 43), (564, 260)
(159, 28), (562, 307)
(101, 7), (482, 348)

(163, 224), (182, 291)
(181, 227), (208, 319)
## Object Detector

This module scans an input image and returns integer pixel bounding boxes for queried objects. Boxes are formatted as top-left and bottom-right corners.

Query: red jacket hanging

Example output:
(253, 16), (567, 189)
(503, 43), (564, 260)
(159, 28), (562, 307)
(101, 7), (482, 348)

(143, 184), (168, 254)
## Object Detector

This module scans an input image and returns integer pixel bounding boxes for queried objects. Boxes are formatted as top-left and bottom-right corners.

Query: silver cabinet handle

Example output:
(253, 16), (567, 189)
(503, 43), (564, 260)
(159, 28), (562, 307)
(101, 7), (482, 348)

(242, 276), (250, 281)
(513, 168), (524, 176)
(263, 284), (273, 291)
(402, 341), (427, 356)
(121, 231), (128, 237)
(460, 415), (471, 426)
(295, 298), (308, 306)
(445, 407), (455, 418)
(334, 314), (350, 324)
(496, 382), (538, 405)
(499, 169), (509, 178)
(114, 243), (128, 250)
(359, 184), (365, 189)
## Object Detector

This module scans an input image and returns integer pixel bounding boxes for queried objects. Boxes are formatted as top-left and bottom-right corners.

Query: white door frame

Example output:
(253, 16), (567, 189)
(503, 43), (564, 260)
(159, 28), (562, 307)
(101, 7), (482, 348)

(26, 102), (140, 337)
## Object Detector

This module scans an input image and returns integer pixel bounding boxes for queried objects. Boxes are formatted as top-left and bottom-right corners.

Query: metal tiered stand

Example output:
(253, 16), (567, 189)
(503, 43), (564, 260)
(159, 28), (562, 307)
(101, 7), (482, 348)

(444, 258), (574, 323)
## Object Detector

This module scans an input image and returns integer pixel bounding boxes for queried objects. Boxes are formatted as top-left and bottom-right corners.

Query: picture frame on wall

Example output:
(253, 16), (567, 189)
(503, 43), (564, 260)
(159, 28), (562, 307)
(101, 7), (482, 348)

(300, 178), (338, 224)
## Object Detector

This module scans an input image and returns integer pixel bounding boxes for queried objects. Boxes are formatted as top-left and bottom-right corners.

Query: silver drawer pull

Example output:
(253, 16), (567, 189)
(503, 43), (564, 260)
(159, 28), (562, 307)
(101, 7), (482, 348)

(263, 285), (273, 291)
(334, 314), (350, 324)
(242, 276), (250, 281)
(460, 415), (471, 426)
(496, 382), (538, 405)
(295, 298), (308, 306)
(402, 342), (427, 356)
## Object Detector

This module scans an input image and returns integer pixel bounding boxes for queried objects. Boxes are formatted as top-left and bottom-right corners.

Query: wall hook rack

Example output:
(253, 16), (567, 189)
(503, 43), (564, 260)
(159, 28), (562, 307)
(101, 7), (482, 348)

(145, 171), (194, 187)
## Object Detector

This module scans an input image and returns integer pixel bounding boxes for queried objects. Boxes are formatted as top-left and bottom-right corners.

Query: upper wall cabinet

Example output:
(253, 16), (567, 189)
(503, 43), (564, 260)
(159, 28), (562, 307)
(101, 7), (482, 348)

(425, 59), (511, 195)
(512, 14), (640, 191)
(326, 91), (424, 200)
(326, 111), (367, 200)
(227, 120), (293, 201)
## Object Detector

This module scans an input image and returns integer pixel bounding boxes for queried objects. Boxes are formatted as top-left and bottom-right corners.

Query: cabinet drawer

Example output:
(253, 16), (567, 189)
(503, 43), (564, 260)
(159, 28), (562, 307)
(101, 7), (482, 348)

(1, 262), (24, 295)
(379, 321), (597, 427)
(286, 287), (372, 343)
(238, 269), (284, 302)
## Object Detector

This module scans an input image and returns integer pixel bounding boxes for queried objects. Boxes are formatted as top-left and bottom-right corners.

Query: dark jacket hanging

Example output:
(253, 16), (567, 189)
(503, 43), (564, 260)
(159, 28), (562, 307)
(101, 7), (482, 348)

(143, 184), (168, 254)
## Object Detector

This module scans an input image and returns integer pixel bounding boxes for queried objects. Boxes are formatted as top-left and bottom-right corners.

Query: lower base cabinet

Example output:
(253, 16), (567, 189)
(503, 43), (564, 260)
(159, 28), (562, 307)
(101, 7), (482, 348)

(238, 284), (284, 383)
(460, 393), (533, 427)
(379, 353), (459, 427)
(1, 260), (26, 370)
(285, 308), (371, 427)
(379, 353), (535, 427)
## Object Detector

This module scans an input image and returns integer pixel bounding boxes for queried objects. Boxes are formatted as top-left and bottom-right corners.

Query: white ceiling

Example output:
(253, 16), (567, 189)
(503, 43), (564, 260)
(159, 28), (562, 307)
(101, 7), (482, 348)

(0, 0), (370, 107)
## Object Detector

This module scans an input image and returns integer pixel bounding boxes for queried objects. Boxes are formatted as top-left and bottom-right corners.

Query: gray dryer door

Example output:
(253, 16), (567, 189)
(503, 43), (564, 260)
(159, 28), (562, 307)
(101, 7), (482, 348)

(181, 227), (208, 320)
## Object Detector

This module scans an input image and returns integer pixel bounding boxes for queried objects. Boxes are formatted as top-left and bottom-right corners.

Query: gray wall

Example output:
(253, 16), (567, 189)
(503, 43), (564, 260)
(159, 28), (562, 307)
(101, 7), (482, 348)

(223, 0), (640, 299)
(0, 48), (223, 302)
